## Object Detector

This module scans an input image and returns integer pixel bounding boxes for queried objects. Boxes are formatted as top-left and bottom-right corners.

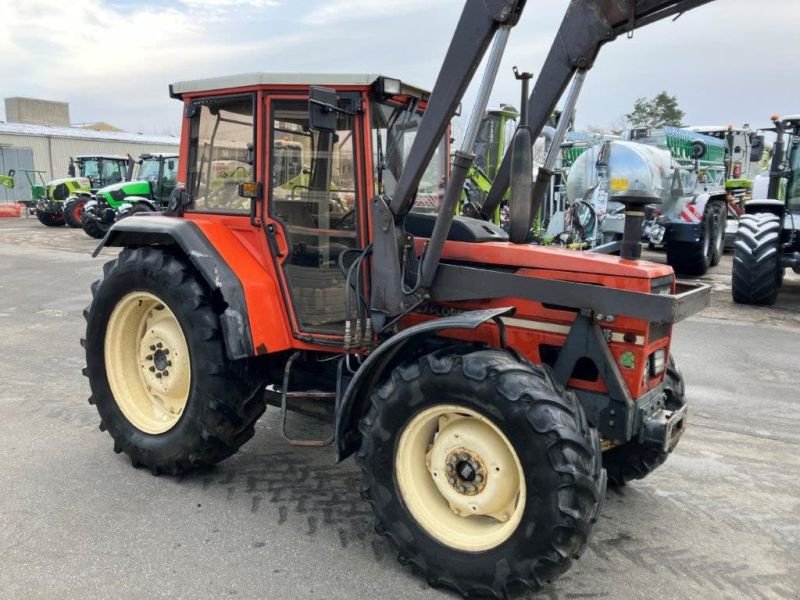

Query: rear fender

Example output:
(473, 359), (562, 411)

(334, 307), (514, 462)
(93, 216), (254, 360)
(744, 199), (785, 218)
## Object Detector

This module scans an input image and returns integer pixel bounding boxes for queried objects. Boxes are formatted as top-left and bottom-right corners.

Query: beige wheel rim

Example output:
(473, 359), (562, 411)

(104, 291), (191, 434)
(395, 404), (526, 552)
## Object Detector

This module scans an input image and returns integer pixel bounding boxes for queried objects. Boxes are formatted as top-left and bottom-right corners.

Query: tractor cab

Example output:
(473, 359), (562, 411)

(135, 153), (179, 206)
(170, 74), (448, 332)
(70, 155), (132, 192)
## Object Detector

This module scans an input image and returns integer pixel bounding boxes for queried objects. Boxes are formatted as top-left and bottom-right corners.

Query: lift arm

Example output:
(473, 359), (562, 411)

(480, 0), (716, 220)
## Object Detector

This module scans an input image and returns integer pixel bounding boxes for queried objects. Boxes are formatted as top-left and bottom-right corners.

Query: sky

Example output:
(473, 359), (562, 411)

(0, 0), (798, 138)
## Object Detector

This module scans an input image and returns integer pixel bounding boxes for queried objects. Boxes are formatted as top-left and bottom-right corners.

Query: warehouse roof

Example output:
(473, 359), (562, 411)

(0, 121), (178, 145)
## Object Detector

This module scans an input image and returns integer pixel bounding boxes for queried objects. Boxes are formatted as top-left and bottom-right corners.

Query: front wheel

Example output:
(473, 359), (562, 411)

(83, 247), (267, 474)
(82, 213), (111, 239)
(603, 354), (685, 486)
(357, 349), (606, 597)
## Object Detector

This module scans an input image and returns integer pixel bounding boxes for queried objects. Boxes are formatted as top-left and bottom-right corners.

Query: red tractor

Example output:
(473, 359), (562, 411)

(83, 1), (712, 596)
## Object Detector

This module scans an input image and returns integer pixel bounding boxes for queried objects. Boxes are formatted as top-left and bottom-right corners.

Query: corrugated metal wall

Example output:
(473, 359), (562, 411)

(0, 132), (179, 188)
(0, 147), (35, 202)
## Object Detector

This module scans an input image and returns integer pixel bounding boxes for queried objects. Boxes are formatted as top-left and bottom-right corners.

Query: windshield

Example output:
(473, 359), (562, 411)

(372, 100), (447, 214)
(788, 138), (800, 209)
(79, 159), (101, 183)
(137, 158), (161, 181)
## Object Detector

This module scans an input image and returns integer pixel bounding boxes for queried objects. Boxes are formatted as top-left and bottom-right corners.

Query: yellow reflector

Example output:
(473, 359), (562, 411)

(609, 177), (629, 191)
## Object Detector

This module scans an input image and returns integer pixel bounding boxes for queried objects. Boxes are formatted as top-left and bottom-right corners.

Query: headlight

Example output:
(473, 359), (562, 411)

(649, 348), (667, 377)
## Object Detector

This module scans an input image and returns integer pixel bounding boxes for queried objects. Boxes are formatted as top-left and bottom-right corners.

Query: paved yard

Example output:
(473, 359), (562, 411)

(0, 217), (798, 599)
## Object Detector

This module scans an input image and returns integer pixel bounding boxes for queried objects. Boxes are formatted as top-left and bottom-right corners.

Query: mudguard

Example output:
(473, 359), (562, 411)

(662, 192), (725, 243)
(118, 197), (158, 217)
(93, 216), (254, 360)
(335, 306), (514, 462)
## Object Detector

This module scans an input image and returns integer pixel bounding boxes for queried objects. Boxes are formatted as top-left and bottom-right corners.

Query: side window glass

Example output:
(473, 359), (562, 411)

(102, 160), (124, 185)
(188, 95), (254, 212)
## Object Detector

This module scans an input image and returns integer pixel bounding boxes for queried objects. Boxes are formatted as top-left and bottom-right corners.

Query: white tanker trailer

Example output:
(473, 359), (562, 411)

(563, 126), (729, 275)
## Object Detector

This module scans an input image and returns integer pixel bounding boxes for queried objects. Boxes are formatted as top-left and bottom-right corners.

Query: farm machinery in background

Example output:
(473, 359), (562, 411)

(562, 126), (730, 274)
(732, 114), (800, 305)
(36, 155), (133, 227)
(81, 153), (178, 239)
(460, 104), (519, 223)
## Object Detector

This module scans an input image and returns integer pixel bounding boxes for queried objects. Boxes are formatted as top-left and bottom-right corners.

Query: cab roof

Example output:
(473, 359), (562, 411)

(169, 72), (430, 100)
(75, 154), (130, 161)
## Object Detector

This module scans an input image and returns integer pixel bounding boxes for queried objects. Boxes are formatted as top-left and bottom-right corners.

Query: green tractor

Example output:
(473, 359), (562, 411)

(36, 155), (133, 227)
(732, 114), (800, 305)
(81, 153), (178, 239)
(460, 104), (519, 223)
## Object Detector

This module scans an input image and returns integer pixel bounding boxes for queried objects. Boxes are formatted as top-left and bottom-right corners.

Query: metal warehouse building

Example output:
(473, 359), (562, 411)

(0, 122), (179, 203)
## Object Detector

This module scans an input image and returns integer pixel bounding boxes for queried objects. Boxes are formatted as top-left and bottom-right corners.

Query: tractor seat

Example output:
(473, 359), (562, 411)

(404, 212), (508, 243)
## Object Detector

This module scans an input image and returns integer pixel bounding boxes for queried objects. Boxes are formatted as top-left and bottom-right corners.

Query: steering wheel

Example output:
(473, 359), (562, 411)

(332, 208), (355, 229)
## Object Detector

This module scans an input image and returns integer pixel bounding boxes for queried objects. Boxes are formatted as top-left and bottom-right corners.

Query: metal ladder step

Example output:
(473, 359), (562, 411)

(279, 352), (336, 447)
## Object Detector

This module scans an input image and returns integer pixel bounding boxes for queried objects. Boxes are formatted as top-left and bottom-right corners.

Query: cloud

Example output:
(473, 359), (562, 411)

(302, 0), (457, 26)
(179, 0), (279, 8)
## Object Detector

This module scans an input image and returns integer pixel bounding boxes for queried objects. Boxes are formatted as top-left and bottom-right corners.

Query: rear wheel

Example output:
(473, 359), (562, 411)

(83, 247), (267, 474)
(603, 354), (685, 486)
(358, 349), (605, 597)
(36, 210), (64, 227)
(732, 213), (781, 305)
(666, 202), (720, 276)
(63, 198), (87, 228)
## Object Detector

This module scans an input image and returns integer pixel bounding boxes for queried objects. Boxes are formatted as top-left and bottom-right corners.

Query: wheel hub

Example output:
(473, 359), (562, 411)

(395, 405), (527, 552)
(445, 449), (486, 495)
(425, 413), (521, 521)
(104, 291), (191, 434)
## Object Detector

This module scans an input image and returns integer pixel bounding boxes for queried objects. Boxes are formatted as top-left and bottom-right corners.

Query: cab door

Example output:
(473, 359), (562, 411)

(264, 92), (367, 338)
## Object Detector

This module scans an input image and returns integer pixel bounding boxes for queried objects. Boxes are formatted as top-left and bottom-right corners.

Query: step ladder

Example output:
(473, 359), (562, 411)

(279, 351), (336, 447)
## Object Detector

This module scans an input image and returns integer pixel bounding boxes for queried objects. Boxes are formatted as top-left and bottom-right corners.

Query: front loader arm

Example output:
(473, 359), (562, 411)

(480, 0), (715, 220)
(391, 0), (526, 218)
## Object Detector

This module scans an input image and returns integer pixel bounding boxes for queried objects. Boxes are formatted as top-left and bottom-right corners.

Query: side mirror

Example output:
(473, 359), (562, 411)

(167, 161), (175, 170)
(750, 134), (765, 162)
(246, 143), (255, 165)
(309, 86), (338, 132)
(67, 159), (76, 177)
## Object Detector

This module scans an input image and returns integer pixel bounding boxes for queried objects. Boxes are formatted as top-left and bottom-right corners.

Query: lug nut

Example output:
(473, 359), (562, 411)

(166, 361), (172, 367)
(164, 349), (169, 355)
(146, 354), (153, 361)
(162, 370), (169, 377)
(449, 478), (456, 485)
(155, 373), (162, 379)
(150, 345), (156, 351)
(446, 464), (454, 473)
(156, 342), (163, 349)
(149, 366), (155, 372)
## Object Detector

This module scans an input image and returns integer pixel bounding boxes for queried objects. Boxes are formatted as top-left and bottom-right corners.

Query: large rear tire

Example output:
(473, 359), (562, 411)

(731, 213), (781, 305)
(603, 354), (685, 486)
(63, 197), (87, 228)
(83, 247), (267, 474)
(36, 210), (65, 227)
(357, 348), (605, 597)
